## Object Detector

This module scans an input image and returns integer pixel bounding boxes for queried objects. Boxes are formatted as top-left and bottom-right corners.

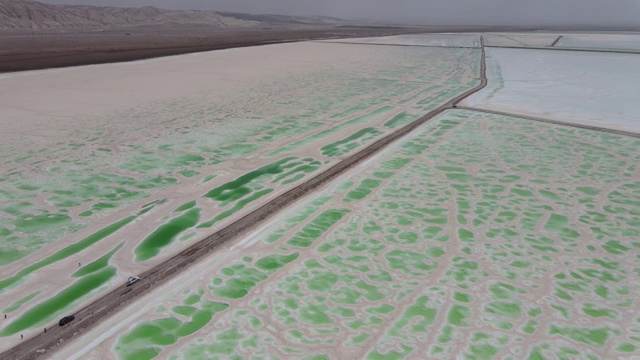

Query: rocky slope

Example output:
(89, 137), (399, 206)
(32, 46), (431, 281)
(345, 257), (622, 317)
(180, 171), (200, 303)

(0, 0), (345, 30)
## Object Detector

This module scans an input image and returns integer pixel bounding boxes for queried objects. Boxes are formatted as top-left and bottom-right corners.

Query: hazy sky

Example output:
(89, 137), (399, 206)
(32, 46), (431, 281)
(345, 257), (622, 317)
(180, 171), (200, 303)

(38, 0), (640, 26)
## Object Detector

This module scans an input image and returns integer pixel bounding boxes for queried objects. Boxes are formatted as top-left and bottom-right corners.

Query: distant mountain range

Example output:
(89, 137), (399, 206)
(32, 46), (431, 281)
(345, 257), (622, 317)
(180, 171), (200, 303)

(0, 0), (349, 30)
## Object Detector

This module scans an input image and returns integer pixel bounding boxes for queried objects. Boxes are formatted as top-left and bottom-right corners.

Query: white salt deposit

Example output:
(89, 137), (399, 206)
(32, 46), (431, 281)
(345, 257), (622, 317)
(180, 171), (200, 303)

(324, 33), (481, 48)
(484, 33), (560, 47)
(461, 48), (640, 133)
(557, 34), (640, 51)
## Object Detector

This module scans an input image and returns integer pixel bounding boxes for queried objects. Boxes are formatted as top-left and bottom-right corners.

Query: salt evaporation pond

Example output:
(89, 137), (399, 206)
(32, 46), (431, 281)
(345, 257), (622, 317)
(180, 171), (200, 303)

(556, 34), (640, 51)
(324, 33), (481, 48)
(58, 110), (640, 360)
(461, 48), (640, 133)
(0, 40), (480, 348)
(483, 33), (560, 47)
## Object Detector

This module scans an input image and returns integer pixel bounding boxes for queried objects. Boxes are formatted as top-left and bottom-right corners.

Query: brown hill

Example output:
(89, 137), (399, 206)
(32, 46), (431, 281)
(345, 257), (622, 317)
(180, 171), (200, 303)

(0, 0), (346, 30)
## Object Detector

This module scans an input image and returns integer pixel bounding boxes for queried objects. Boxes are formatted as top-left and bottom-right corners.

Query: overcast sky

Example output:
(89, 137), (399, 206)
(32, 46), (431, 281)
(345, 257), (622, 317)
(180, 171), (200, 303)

(38, 0), (640, 26)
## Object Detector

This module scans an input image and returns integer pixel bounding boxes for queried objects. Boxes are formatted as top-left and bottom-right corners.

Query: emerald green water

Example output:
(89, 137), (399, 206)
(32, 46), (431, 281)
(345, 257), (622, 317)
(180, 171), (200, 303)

(73, 243), (123, 277)
(203, 157), (296, 202)
(384, 112), (420, 129)
(115, 299), (228, 360)
(1, 47), (484, 344)
(265, 195), (334, 244)
(118, 108), (640, 360)
(320, 128), (384, 157)
(0, 215), (135, 293)
(1, 170), (181, 266)
(0, 201), (161, 336)
(124, 244), (326, 353)
(386, 296), (436, 337)
(255, 253), (300, 271)
(21, 46), (625, 358)
(135, 209), (201, 262)
(344, 179), (383, 202)
(210, 253), (299, 299)
(287, 210), (350, 248)
(2, 45), (464, 273)
(3, 292), (40, 314)
(0, 267), (116, 336)
(120, 156), (324, 264)
(198, 189), (272, 229)
(198, 157), (320, 229)
(268, 107), (394, 157)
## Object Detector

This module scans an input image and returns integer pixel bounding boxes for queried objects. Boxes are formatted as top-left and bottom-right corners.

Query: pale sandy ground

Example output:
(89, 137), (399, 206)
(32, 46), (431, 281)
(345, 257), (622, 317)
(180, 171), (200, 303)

(0, 38), (478, 352)
(0, 42), (388, 153)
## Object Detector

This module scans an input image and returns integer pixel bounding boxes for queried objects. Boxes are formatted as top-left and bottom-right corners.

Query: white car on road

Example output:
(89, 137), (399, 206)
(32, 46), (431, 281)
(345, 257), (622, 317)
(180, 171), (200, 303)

(126, 276), (140, 286)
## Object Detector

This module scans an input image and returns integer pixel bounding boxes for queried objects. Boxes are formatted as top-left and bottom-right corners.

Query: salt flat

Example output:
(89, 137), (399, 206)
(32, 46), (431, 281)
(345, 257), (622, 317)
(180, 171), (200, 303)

(323, 33), (481, 48)
(2, 32), (640, 360)
(461, 48), (640, 133)
(484, 33), (559, 47)
(0, 39), (480, 350)
(557, 34), (640, 50)
(59, 110), (640, 359)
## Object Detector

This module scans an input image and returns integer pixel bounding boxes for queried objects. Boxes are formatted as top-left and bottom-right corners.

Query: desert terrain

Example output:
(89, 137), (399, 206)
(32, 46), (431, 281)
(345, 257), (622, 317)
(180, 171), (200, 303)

(1, 5), (640, 358)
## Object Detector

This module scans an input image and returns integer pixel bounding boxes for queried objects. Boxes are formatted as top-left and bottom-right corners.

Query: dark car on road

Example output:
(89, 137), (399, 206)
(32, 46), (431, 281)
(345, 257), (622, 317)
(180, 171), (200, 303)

(58, 315), (75, 326)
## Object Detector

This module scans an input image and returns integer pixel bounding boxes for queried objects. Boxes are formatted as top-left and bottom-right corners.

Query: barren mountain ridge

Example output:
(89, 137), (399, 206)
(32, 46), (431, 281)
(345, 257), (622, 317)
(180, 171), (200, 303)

(0, 0), (345, 30)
